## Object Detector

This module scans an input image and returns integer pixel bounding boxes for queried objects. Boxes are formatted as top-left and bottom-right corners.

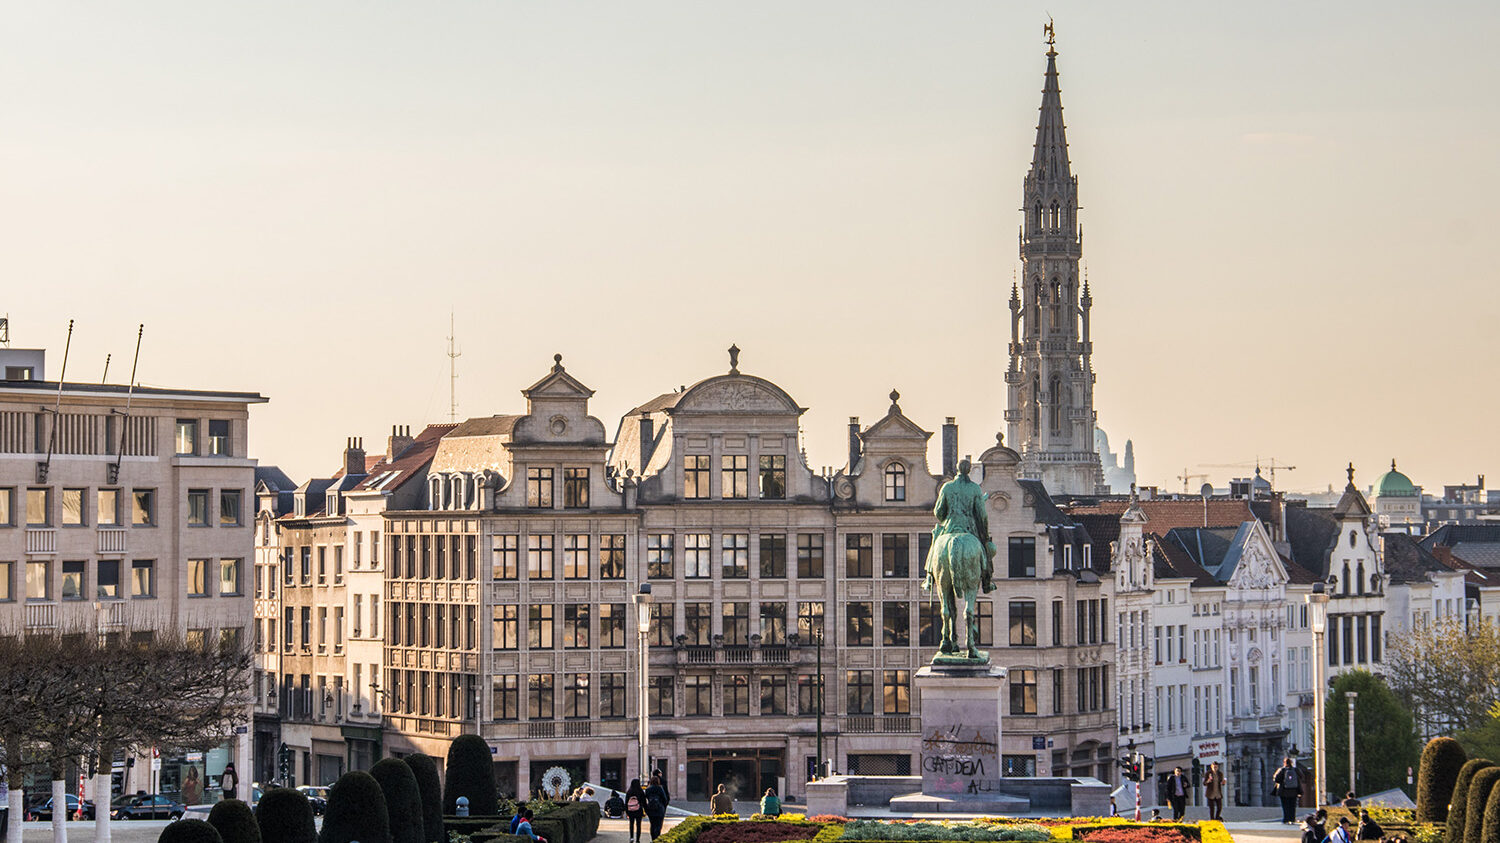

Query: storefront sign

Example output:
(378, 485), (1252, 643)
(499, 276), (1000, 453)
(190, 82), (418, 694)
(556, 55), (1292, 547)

(1193, 737), (1225, 765)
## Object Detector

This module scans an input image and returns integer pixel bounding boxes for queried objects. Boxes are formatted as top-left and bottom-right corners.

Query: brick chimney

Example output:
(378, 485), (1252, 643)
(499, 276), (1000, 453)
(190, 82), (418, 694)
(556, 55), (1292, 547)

(343, 437), (366, 477)
(848, 417), (861, 472)
(942, 417), (958, 477)
(387, 425), (414, 461)
(638, 413), (655, 473)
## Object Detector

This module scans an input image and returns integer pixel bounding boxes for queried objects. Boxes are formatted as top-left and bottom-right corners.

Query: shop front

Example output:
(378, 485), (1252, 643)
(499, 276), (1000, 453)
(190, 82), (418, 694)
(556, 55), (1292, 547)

(685, 748), (783, 802)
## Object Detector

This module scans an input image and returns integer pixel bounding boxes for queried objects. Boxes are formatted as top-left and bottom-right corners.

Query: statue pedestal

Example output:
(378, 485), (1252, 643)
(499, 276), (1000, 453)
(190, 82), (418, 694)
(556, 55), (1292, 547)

(889, 663), (1028, 814)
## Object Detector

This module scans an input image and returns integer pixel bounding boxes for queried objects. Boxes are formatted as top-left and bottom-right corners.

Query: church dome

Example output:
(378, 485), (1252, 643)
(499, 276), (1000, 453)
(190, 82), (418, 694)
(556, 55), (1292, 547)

(1375, 460), (1418, 498)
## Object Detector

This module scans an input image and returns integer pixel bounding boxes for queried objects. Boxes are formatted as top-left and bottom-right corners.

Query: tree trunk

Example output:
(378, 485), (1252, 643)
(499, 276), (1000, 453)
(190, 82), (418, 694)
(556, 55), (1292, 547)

(93, 744), (113, 843)
(4, 736), (23, 843)
(50, 775), (67, 843)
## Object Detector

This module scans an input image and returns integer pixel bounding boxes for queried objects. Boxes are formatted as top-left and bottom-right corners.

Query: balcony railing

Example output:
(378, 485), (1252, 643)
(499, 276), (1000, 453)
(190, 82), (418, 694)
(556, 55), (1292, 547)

(675, 644), (797, 666)
(25, 602), (57, 629)
(99, 600), (127, 629)
(527, 721), (556, 738)
(841, 715), (916, 734)
(562, 721), (593, 738)
(98, 528), (127, 554)
(26, 528), (55, 554)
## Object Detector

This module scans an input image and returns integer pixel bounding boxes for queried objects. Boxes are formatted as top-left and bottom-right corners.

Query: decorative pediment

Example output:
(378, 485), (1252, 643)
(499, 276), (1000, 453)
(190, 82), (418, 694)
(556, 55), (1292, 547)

(522, 355), (596, 400)
(674, 374), (803, 416)
(1226, 523), (1288, 590)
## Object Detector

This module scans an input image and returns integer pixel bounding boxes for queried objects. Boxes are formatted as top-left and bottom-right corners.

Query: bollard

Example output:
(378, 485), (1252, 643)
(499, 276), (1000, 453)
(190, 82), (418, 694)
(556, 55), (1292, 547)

(457, 796), (470, 818)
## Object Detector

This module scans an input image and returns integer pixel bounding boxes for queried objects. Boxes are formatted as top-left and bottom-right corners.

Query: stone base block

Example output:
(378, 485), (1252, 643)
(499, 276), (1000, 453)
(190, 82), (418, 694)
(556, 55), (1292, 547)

(888, 791), (1030, 814)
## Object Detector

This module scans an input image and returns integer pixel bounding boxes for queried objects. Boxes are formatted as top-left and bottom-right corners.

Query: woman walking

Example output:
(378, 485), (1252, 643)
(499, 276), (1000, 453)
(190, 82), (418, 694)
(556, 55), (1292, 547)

(220, 763), (239, 801)
(624, 778), (647, 843)
(644, 774), (670, 841)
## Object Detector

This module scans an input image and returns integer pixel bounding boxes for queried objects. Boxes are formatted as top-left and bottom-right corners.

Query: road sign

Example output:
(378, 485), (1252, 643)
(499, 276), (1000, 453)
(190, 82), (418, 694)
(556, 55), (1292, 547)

(1032, 736), (1046, 750)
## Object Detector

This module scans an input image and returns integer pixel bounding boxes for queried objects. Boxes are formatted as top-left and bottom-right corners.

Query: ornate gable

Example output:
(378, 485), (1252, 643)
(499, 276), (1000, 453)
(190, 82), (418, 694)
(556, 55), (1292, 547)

(861, 390), (932, 444)
(674, 374), (803, 416)
(1225, 521), (1289, 590)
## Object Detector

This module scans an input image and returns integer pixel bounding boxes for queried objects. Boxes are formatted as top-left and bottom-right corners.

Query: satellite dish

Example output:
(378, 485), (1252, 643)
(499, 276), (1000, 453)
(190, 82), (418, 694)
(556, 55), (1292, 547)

(1200, 483), (1214, 498)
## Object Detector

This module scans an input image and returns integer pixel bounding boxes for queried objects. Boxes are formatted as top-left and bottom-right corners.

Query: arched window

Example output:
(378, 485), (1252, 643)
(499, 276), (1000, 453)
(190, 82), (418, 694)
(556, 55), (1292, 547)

(450, 475), (465, 511)
(1030, 376), (1041, 437)
(1049, 201), (1060, 229)
(1342, 563), (1351, 595)
(1049, 375), (1063, 433)
(1034, 203), (1043, 229)
(429, 476), (443, 511)
(884, 463), (907, 502)
(1356, 563), (1365, 595)
(1349, 530), (1357, 548)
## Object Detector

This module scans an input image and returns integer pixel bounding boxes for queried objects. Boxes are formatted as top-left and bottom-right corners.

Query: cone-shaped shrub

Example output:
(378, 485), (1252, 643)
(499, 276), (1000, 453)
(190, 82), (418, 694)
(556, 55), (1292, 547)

(404, 753), (445, 842)
(1481, 780), (1500, 843)
(372, 757), (426, 843)
(1420, 737), (1469, 823)
(443, 733), (497, 815)
(158, 818), (225, 843)
(1464, 767), (1500, 843)
(254, 787), (317, 843)
(320, 770), (393, 843)
(1450, 760), (1496, 843)
(207, 798), (262, 843)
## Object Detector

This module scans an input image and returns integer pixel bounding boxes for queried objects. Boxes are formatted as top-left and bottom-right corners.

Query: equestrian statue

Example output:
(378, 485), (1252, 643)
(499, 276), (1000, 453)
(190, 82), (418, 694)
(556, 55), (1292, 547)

(921, 458), (997, 663)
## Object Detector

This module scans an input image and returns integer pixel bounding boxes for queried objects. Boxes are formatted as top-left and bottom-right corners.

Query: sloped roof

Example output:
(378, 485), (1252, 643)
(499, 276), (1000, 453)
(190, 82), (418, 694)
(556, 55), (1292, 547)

(1150, 534), (1220, 587)
(446, 415), (522, 438)
(1065, 498), (1255, 531)
(354, 423), (457, 493)
(1284, 505), (1340, 578)
(1382, 532), (1452, 585)
(1018, 479), (1075, 528)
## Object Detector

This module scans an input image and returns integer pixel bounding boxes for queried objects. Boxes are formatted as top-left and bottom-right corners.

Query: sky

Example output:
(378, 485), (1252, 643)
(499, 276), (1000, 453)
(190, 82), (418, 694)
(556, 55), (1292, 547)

(3, 2), (1498, 495)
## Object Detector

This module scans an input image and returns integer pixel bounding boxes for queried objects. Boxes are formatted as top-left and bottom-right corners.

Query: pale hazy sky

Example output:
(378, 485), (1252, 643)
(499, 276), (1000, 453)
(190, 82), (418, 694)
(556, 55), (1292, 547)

(4, 2), (1497, 495)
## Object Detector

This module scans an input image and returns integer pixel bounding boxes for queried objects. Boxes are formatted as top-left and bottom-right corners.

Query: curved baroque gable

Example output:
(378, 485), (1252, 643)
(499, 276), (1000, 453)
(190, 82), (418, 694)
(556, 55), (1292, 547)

(674, 375), (802, 415)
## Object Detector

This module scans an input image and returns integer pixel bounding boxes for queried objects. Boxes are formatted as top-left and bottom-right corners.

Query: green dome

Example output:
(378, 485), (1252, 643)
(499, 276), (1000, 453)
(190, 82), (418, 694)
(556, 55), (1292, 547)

(1375, 460), (1418, 497)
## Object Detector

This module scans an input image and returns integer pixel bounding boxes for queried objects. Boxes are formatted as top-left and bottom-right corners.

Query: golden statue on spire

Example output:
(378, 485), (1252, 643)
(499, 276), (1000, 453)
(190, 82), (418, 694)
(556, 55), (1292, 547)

(1044, 17), (1056, 47)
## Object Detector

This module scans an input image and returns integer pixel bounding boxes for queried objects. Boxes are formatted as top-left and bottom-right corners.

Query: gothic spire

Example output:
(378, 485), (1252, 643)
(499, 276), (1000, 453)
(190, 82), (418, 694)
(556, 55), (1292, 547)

(1031, 25), (1071, 183)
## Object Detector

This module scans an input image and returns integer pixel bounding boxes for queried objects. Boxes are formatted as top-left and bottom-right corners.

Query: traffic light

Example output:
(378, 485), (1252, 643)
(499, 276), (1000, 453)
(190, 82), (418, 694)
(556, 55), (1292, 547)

(1191, 758), (1202, 788)
(1143, 756), (1156, 780)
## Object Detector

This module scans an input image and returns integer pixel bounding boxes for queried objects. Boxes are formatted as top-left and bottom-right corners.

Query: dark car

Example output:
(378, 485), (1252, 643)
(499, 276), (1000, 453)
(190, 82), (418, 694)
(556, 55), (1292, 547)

(110, 793), (185, 820)
(28, 794), (95, 821)
(296, 785), (328, 816)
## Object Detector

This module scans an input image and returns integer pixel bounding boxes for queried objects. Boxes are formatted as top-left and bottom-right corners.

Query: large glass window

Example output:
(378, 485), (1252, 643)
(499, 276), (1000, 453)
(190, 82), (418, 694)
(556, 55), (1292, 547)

(26, 488), (50, 526)
(683, 455), (710, 499)
(527, 534), (554, 579)
(649, 603), (675, 646)
(918, 601), (939, 646)
(797, 534), (824, 578)
(759, 602), (787, 644)
(0, 488), (12, 526)
(131, 489), (154, 526)
(61, 489), (85, 526)
(26, 560), (49, 600)
(492, 675), (519, 721)
(976, 601), (993, 647)
(492, 535), (519, 580)
(882, 601), (910, 646)
(759, 455), (786, 500)
(208, 420), (230, 456)
(1008, 537), (1036, 578)
(797, 602), (825, 641)
(684, 603), (712, 646)
(721, 455), (749, 499)
(882, 534), (909, 578)
(760, 675), (788, 715)
(528, 674), (554, 720)
(220, 490), (242, 526)
(846, 601), (874, 646)
(188, 559), (210, 597)
(600, 673), (626, 718)
(722, 602), (750, 645)
(647, 534), (673, 579)
(493, 605), (519, 650)
(884, 464), (906, 502)
(599, 603), (626, 648)
(220, 559), (242, 596)
(759, 534), (786, 578)
(685, 675), (711, 716)
(649, 675), (674, 716)
(1010, 669), (1038, 715)
(846, 670), (874, 715)
(526, 468), (553, 508)
(883, 670), (911, 715)
(175, 419), (198, 455)
(845, 534), (873, 578)
(563, 468), (589, 509)
(684, 533), (712, 578)
(798, 674), (823, 714)
(0, 561), (11, 601)
(564, 605), (590, 649)
(725, 674), (751, 716)
(61, 560), (85, 600)
(599, 534), (626, 579)
(528, 605), (555, 649)
(97, 489), (119, 526)
(721, 533), (749, 578)
(564, 534), (590, 579)
(1009, 600), (1037, 646)
(131, 560), (154, 597)
(564, 673), (590, 719)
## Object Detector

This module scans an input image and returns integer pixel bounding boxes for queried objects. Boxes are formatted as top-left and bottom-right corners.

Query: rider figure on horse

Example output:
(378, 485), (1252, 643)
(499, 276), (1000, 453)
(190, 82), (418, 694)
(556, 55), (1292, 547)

(923, 458), (997, 594)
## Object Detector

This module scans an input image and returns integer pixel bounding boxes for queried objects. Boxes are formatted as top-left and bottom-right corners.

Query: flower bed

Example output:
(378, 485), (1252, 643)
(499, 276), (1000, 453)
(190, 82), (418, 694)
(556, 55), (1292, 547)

(1076, 827), (1197, 843)
(837, 820), (1051, 842)
(648, 813), (1229, 843)
(697, 821), (826, 843)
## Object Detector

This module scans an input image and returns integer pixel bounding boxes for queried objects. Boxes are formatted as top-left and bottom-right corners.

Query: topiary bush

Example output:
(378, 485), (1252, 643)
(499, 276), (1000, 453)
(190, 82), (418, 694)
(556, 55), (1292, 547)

(1463, 767), (1500, 843)
(1449, 761), (1496, 843)
(1480, 782), (1500, 843)
(444, 733), (497, 816)
(372, 757), (426, 843)
(321, 770), (393, 843)
(158, 818), (225, 843)
(405, 753), (445, 843)
(1419, 737), (1468, 823)
(254, 787), (317, 843)
(206, 798), (262, 843)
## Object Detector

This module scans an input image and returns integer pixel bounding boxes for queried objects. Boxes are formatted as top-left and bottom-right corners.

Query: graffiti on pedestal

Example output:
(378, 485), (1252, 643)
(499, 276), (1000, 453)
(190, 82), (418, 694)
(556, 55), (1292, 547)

(920, 721), (1001, 795)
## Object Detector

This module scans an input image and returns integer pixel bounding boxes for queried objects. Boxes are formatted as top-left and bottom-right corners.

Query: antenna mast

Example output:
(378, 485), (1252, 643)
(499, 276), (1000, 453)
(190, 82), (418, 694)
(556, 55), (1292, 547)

(108, 325), (144, 484)
(39, 319), (75, 482)
(447, 312), (461, 422)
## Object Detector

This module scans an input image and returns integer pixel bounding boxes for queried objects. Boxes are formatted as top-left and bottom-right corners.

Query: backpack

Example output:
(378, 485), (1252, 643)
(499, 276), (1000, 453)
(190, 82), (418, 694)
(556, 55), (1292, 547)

(1283, 766), (1300, 790)
(627, 796), (641, 813)
(647, 792), (664, 814)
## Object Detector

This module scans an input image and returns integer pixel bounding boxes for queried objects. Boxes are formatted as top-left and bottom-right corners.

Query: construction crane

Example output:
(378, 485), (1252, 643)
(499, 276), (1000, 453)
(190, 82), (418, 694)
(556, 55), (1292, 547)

(1203, 458), (1298, 487)
(1177, 468), (1209, 495)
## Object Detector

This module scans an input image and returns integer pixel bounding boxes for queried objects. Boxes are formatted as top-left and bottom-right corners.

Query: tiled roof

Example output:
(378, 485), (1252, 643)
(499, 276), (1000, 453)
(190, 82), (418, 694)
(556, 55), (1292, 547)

(354, 423), (457, 492)
(630, 391), (686, 415)
(1149, 534), (1220, 587)
(1065, 498), (1255, 532)
(1018, 480), (1076, 528)
(1284, 505), (1340, 578)
(446, 415), (522, 438)
(1382, 532), (1451, 584)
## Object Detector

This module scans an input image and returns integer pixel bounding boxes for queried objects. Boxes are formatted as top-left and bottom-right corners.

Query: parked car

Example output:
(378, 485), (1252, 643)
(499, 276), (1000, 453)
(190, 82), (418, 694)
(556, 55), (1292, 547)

(28, 794), (95, 821)
(110, 793), (185, 820)
(296, 785), (329, 816)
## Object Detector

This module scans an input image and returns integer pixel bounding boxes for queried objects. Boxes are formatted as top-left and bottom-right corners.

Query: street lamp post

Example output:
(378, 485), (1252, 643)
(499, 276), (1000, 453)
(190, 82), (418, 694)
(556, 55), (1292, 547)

(1306, 583), (1330, 807)
(633, 583), (654, 783)
(815, 626), (825, 780)
(1346, 692), (1359, 798)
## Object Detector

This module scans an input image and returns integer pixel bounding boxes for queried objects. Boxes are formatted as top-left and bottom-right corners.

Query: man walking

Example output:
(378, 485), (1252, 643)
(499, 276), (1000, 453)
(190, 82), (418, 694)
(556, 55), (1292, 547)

(1165, 766), (1190, 821)
(1272, 757), (1303, 824)
(1203, 761), (1225, 821)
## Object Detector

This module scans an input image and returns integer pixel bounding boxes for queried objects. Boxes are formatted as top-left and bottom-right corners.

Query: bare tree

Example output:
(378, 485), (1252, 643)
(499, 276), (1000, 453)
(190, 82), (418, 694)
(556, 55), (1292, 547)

(1385, 617), (1500, 738)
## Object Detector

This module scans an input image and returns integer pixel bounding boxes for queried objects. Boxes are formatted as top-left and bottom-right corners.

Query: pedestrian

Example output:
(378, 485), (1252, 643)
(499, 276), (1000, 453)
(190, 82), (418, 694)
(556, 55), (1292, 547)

(1357, 810), (1383, 840)
(0, 767), (8, 838)
(1343, 791), (1361, 809)
(1301, 814), (1323, 843)
(1149, 809), (1163, 822)
(1109, 796), (1118, 817)
(759, 787), (781, 817)
(1203, 761), (1225, 822)
(644, 774), (670, 841)
(1329, 816), (1354, 843)
(516, 808), (549, 843)
(625, 778), (647, 843)
(220, 763), (238, 801)
(605, 789), (626, 818)
(711, 783), (734, 816)
(1272, 757), (1302, 824)
(1166, 766), (1190, 821)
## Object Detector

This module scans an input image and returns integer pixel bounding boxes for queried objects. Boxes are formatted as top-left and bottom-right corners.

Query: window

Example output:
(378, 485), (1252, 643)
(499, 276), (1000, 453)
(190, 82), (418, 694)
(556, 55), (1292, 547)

(0, 488), (12, 525)
(564, 673), (590, 719)
(186, 629), (207, 651)
(883, 670), (911, 714)
(300, 546), (312, 584)
(1372, 614), (1383, 662)
(686, 675), (711, 716)
(725, 674), (751, 715)
(759, 455), (786, 499)
(1053, 669), (1065, 715)
(882, 601), (910, 646)
(317, 546), (328, 584)
(845, 534), (873, 578)
(1009, 600), (1037, 646)
(131, 490), (154, 526)
(96, 489), (119, 526)
(684, 455), (711, 499)
(220, 490), (241, 526)
(528, 674), (554, 720)
(526, 468), (553, 508)
(599, 534), (626, 579)
(684, 533), (712, 578)
(749, 601), (784, 644)
(846, 601), (874, 646)
(492, 535), (519, 580)
(647, 534), (673, 578)
(599, 603), (626, 648)
(564, 534), (590, 579)
(759, 534), (787, 578)
(492, 675), (519, 721)
(175, 419), (198, 455)
(183, 488), (208, 525)
(300, 607), (312, 651)
(61, 560), (85, 600)
(527, 534), (554, 579)
(846, 670), (875, 714)
(131, 560), (155, 597)
(188, 559), (210, 597)
(564, 605), (590, 648)
(797, 601), (825, 641)
(882, 534), (909, 578)
(797, 534), (824, 578)
(1052, 600), (1063, 646)
(528, 605), (555, 649)
(918, 533), (932, 580)
(919, 601), (938, 646)
(0, 561), (12, 601)
(219, 628), (243, 654)
(600, 672), (626, 718)
(884, 464), (906, 501)
(26, 560), (49, 600)
(220, 559), (242, 596)
(760, 675), (788, 715)
(649, 603), (675, 646)
(61, 489), (85, 526)
(26, 488), (50, 526)
(722, 601), (750, 645)
(721, 533), (749, 578)
(798, 673), (824, 714)
(493, 605), (519, 650)
(685, 603), (712, 645)
(1010, 669), (1038, 715)
(975, 601), (993, 647)
(1008, 537), (1036, 578)
(563, 468), (589, 509)
(721, 455), (749, 499)
(649, 675), (674, 716)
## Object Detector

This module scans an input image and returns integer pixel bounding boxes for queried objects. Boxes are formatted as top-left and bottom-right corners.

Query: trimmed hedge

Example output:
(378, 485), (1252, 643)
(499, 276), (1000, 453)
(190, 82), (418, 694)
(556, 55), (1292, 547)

(321, 770), (393, 843)
(159, 818), (225, 843)
(1450, 761), (1497, 843)
(531, 800), (603, 843)
(405, 753), (446, 843)
(1464, 767), (1500, 843)
(373, 757), (426, 843)
(1419, 738), (1468, 823)
(254, 787), (317, 843)
(207, 799), (262, 843)
(444, 733), (498, 815)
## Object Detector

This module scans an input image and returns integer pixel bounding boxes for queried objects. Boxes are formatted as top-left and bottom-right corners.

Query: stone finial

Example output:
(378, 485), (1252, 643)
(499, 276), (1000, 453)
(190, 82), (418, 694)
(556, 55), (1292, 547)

(996, 432), (1004, 447)
(552, 353), (564, 373)
(1347, 462), (1356, 486)
(728, 344), (740, 374)
(889, 388), (900, 408)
